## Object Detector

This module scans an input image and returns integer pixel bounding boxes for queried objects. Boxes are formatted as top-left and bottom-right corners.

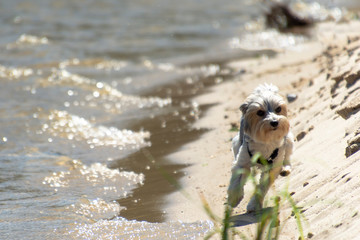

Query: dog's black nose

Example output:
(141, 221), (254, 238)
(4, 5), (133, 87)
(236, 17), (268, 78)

(270, 121), (279, 127)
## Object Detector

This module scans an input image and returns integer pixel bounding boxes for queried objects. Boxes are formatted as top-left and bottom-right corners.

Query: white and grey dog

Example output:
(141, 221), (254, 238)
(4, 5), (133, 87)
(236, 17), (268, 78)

(227, 83), (293, 212)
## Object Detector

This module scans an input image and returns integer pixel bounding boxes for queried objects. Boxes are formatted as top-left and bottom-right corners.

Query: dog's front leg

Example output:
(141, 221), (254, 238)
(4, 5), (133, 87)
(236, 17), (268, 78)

(231, 134), (241, 159)
(227, 165), (250, 208)
(247, 168), (280, 212)
(281, 134), (294, 176)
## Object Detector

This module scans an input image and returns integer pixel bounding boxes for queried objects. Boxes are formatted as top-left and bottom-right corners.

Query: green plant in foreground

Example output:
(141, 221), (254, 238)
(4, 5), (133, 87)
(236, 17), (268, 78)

(204, 153), (305, 240)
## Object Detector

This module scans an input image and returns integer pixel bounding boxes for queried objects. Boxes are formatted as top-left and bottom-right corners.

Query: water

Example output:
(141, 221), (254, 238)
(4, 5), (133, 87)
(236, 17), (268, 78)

(0, 0), (358, 239)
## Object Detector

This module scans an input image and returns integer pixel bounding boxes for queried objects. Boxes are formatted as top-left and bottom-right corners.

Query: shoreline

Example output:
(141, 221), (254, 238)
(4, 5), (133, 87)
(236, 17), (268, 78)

(164, 20), (360, 239)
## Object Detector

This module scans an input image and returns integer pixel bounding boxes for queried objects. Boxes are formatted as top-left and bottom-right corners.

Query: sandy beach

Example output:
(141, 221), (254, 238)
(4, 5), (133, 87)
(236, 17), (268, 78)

(164, 20), (360, 239)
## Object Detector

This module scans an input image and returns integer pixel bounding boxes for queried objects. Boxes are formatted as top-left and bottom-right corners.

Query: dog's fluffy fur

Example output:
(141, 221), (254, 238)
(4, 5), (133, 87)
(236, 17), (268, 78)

(227, 83), (293, 212)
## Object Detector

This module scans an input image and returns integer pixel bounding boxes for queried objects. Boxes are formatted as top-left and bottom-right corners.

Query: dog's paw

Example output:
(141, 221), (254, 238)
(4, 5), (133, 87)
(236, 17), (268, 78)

(280, 165), (292, 177)
(246, 196), (262, 213)
(227, 188), (244, 208)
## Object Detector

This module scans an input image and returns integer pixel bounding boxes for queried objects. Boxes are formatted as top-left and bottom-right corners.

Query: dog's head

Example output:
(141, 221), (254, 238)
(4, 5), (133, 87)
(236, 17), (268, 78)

(240, 84), (290, 143)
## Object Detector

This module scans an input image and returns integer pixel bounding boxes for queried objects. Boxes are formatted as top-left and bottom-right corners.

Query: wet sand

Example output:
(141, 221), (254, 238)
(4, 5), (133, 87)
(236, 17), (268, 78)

(112, 63), (234, 222)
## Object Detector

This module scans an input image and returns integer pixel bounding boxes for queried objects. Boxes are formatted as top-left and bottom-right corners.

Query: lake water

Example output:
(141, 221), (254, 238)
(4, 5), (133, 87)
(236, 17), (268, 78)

(0, 0), (358, 239)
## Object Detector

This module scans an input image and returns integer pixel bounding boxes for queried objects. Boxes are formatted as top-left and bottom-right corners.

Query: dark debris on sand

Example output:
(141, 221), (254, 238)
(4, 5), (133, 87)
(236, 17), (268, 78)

(265, 3), (313, 31)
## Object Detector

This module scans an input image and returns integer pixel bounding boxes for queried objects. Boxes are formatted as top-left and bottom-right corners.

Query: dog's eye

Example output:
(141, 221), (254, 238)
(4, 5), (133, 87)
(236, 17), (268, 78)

(275, 106), (282, 113)
(257, 110), (265, 117)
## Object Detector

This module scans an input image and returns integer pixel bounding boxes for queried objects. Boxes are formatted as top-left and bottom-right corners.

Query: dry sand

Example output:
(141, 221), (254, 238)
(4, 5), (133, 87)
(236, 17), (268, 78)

(164, 20), (360, 239)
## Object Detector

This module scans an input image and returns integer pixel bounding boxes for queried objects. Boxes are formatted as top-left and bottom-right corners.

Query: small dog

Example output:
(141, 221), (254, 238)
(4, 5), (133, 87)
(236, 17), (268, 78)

(227, 83), (293, 212)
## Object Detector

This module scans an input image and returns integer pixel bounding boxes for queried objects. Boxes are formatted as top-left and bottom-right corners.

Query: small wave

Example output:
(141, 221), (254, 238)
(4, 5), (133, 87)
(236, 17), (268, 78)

(6, 34), (49, 49)
(94, 60), (128, 71)
(42, 110), (150, 149)
(142, 59), (176, 72)
(67, 198), (124, 221)
(43, 159), (144, 221)
(43, 159), (144, 198)
(58, 58), (128, 71)
(0, 64), (34, 80)
(38, 69), (171, 112)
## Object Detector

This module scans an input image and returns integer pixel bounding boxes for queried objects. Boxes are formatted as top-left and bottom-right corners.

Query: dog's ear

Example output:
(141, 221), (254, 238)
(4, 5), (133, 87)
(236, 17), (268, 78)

(239, 102), (248, 114)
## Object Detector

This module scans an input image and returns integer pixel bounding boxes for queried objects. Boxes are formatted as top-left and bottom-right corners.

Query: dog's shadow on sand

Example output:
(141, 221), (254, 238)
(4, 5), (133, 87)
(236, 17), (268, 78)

(230, 207), (274, 227)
